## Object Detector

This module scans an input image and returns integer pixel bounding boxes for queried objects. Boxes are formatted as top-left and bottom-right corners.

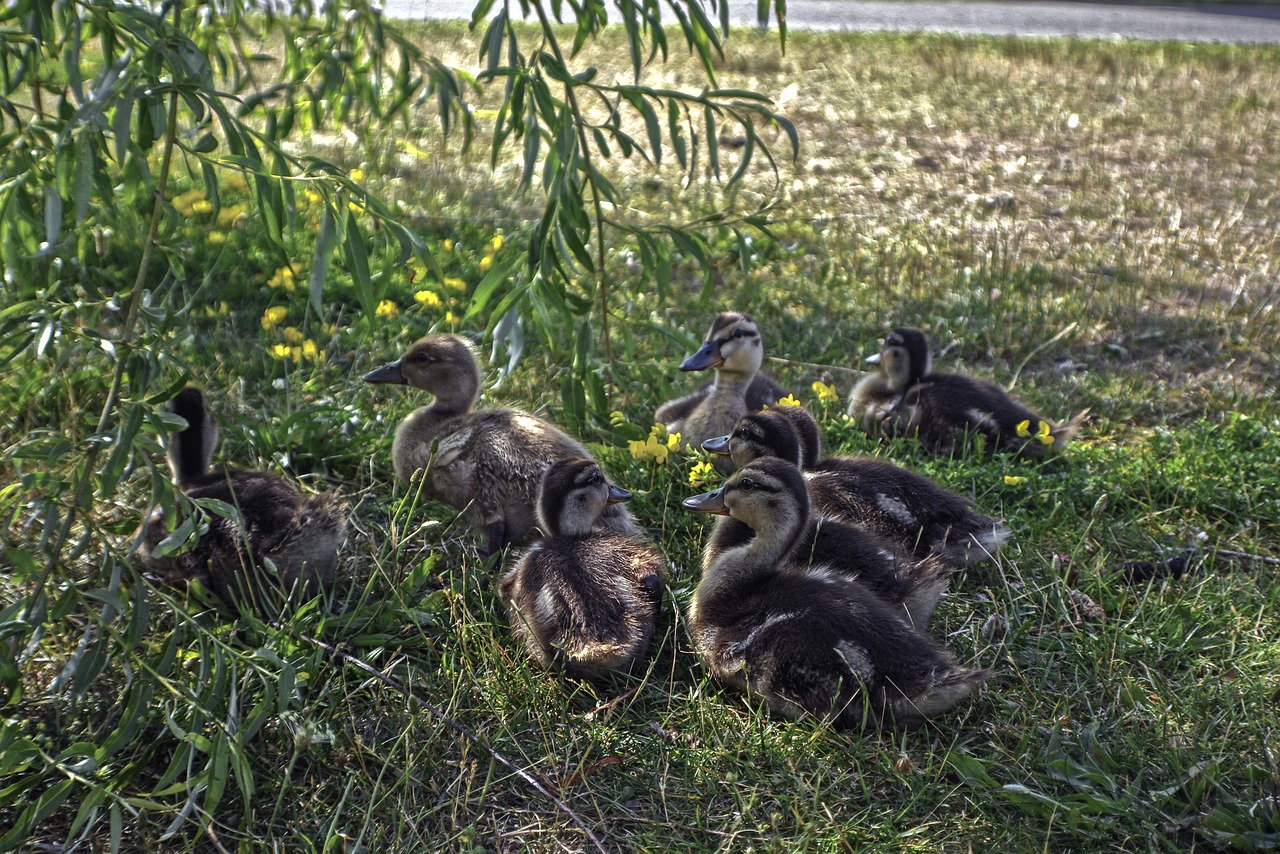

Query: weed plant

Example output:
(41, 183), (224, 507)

(2, 24), (1279, 852)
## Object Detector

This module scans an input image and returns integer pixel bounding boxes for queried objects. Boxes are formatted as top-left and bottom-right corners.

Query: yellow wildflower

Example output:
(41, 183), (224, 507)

(260, 306), (288, 330)
(350, 167), (365, 182)
(443, 239), (455, 252)
(1035, 421), (1054, 446)
(304, 189), (324, 207)
(322, 323), (338, 337)
(1004, 475), (1027, 486)
(812, 381), (839, 403)
(773, 394), (802, 408)
(609, 411), (629, 429)
(375, 300), (398, 320)
(208, 231), (227, 245)
(444, 311), (458, 326)
(490, 234), (504, 252)
(666, 431), (682, 452)
(282, 326), (305, 345)
(267, 265), (299, 292)
(223, 172), (249, 194)
(269, 343), (292, 360)
(688, 460), (717, 489)
(348, 200), (365, 215)
(301, 339), (320, 361)
(479, 255), (493, 274)
(414, 290), (443, 309)
(1015, 420), (1032, 438)
(629, 435), (670, 464)
(216, 204), (247, 228)
(191, 199), (214, 215)
(444, 277), (467, 292)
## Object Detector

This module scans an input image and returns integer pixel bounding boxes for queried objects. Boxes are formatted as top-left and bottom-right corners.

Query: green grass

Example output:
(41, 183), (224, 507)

(3, 23), (1280, 853)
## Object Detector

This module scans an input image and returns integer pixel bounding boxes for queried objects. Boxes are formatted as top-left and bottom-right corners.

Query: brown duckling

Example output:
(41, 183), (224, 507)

(849, 327), (1088, 458)
(499, 458), (666, 679)
(654, 312), (788, 472)
(704, 406), (1008, 566)
(364, 334), (636, 554)
(136, 388), (345, 607)
(683, 458), (989, 729)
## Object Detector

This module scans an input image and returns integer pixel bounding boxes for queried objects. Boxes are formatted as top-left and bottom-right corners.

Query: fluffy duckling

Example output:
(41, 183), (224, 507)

(683, 458), (988, 729)
(364, 334), (636, 554)
(654, 312), (788, 472)
(499, 458), (666, 679)
(849, 327), (1088, 458)
(700, 496), (951, 629)
(136, 388), (345, 606)
(704, 407), (1008, 566)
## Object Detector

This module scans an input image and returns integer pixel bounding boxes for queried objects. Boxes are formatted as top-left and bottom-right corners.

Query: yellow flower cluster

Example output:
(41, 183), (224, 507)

(1016, 419), (1055, 446)
(216, 204), (248, 229)
(688, 460), (717, 489)
(172, 189), (213, 217)
(1004, 475), (1027, 486)
(414, 290), (443, 309)
(269, 340), (321, 362)
(267, 264), (305, 292)
(812, 381), (839, 403)
(629, 425), (681, 464)
(375, 300), (398, 320)
(772, 394), (801, 408)
(261, 306), (288, 330)
(478, 233), (504, 274)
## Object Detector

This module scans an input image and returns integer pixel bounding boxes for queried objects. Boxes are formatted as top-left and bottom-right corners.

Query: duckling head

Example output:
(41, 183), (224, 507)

(683, 457), (810, 545)
(537, 457), (632, 538)
(679, 312), (764, 379)
(363, 334), (481, 415)
(166, 387), (219, 489)
(701, 408), (805, 470)
(871, 327), (932, 392)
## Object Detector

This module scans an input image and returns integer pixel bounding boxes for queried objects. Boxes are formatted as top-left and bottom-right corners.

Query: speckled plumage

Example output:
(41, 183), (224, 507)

(849, 327), (1088, 458)
(707, 406), (1008, 566)
(499, 458), (665, 679)
(137, 388), (345, 607)
(683, 458), (988, 730)
(364, 334), (636, 553)
(656, 312), (788, 473)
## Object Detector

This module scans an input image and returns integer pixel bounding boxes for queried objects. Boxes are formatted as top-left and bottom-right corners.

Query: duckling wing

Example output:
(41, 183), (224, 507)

(807, 458), (1008, 563)
(910, 374), (1051, 455)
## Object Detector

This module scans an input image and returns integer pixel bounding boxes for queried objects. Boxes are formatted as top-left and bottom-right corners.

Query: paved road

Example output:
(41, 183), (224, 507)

(391, 1), (1280, 43)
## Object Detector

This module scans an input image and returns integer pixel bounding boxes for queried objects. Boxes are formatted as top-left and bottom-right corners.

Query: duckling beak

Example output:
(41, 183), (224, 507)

(363, 360), (407, 384)
(682, 488), (729, 515)
(701, 435), (731, 456)
(606, 484), (632, 505)
(680, 340), (724, 372)
(864, 352), (882, 365)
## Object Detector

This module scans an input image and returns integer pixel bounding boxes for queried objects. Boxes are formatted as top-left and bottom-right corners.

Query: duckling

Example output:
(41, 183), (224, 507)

(703, 407), (1009, 566)
(498, 458), (666, 679)
(654, 312), (788, 472)
(849, 327), (1088, 458)
(136, 387), (345, 607)
(700, 492), (951, 629)
(364, 334), (636, 554)
(683, 458), (988, 729)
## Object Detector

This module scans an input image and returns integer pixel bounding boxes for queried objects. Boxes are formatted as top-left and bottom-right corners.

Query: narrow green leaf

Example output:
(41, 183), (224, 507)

(309, 205), (338, 316)
(343, 213), (374, 318)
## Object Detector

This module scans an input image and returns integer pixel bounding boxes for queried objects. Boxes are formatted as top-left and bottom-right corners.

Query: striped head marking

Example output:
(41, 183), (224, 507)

(880, 327), (932, 390)
(680, 312), (764, 375)
(538, 457), (631, 537)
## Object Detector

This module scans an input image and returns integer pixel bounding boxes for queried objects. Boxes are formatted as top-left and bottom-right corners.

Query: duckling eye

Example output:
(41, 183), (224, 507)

(733, 328), (748, 339)
(738, 477), (756, 491)
(413, 351), (434, 363)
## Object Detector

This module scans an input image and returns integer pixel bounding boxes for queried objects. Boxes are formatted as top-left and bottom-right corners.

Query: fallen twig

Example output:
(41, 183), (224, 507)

(1007, 321), (1078, 391)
